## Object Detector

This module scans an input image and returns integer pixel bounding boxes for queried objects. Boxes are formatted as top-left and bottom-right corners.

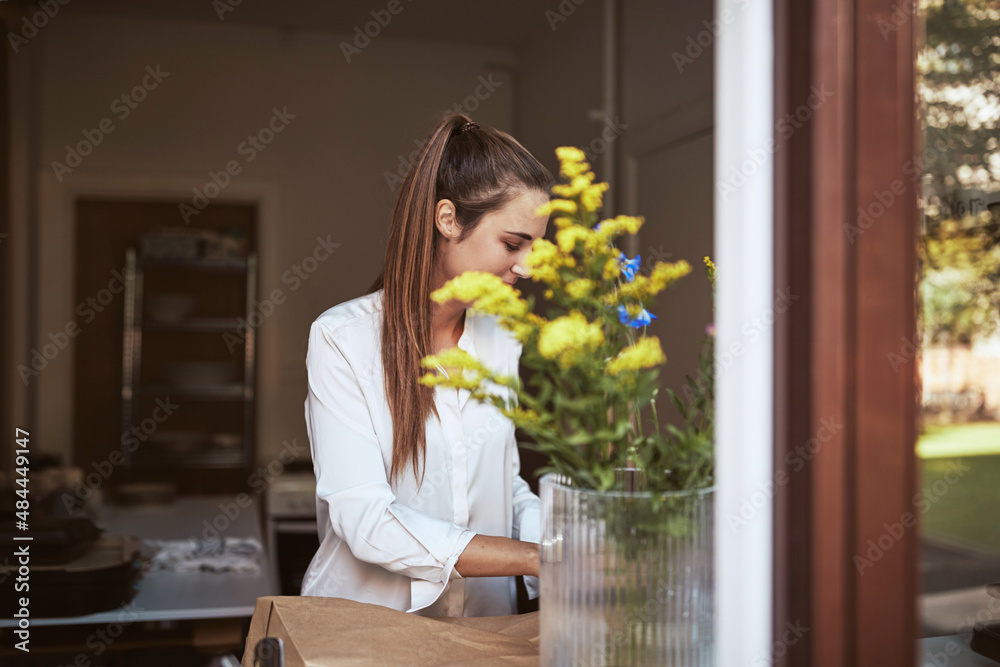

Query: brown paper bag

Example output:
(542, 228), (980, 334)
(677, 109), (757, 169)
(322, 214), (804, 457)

(242, 596), (539, 666)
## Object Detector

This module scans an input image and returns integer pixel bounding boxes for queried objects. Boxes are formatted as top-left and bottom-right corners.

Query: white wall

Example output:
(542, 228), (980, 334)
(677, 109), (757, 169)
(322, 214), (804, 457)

(30, 14), (516, 464)
(515, 0), (605, 180)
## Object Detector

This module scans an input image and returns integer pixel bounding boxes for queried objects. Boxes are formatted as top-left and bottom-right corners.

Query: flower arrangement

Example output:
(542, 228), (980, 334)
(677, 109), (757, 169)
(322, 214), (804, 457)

(419, 146), (714, 494)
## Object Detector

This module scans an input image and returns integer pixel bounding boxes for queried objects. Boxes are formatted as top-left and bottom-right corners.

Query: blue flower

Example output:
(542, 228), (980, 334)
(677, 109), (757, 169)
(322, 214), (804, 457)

(618, 252), (641, 282)
(618, 305), (657, 328)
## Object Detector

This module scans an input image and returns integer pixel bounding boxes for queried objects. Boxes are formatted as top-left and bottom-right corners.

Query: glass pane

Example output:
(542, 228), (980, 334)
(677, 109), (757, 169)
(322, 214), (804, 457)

(917, 0), (1000, 639)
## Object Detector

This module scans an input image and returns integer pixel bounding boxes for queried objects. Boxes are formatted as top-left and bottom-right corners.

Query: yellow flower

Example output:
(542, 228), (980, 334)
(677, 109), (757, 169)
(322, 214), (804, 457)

(565, 278), (596, 299)
(580, 182), (609, 213)
(420, 347), (485, 375)
(504, 312), (547, 343)
(551, 174), (597, 198)
(537, 311), (605, 369)
(704, 256), (717, 289)
(555, 226), (591, 253)
(502, 405), (542, 427)
(555, 146), (591, 179)
(554, 221), (613, 257)
(430, 271), (529, 319)
(555, 146), (586, 162)
(419, 348), (493, 392)
(617, 260), (692, 299)
(602, 256), (622, 281)
(650, 260), (692, 292)
(419, 371), (481, 391)
(525, 239), (575, 284)
(605, 337), (667, 375)
(593, 215), (644, 243)
(536, 199), (577, 218)
(561, 162), (591, 178)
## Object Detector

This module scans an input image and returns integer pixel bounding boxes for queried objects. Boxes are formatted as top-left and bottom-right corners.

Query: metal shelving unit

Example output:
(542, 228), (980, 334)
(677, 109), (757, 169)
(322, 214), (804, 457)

(120, 248), (257, 481)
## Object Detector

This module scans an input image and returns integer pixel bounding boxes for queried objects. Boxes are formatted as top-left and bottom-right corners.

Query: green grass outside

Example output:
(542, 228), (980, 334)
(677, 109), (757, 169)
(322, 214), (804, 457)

(918, 423), (1000, 553)
(918, 422), (1000, 459)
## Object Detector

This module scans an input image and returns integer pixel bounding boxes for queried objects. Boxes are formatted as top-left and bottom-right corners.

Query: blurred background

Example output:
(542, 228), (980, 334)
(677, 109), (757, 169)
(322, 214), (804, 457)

(914, 0), (1000, 639)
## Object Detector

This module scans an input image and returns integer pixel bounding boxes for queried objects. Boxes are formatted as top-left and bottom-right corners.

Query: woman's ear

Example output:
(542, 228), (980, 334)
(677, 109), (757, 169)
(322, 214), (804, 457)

(434, 199), (460, 241)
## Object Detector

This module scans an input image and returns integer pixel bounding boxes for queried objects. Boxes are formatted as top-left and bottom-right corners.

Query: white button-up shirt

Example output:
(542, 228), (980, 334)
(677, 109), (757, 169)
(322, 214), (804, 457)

(300, 289), (541, 617)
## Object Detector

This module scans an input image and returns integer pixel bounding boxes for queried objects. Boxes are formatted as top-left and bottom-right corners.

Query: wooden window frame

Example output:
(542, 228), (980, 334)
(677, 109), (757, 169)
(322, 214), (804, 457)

(774, 0), (920, 665)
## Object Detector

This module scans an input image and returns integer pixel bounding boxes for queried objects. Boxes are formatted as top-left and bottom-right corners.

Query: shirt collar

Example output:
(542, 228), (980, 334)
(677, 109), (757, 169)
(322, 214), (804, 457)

(456, 309), (476, 357)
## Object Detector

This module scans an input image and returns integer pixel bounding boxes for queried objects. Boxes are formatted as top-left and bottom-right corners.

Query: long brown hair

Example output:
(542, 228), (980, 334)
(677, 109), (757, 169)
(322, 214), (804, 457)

(367, 114), (551, 487)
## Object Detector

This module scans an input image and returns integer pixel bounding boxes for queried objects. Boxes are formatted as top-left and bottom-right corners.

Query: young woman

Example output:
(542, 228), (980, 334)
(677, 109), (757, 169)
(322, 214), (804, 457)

(300, 114), (552, 617)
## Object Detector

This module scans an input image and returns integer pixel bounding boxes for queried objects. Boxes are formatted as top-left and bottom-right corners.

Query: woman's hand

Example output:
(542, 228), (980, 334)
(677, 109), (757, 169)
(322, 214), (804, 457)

(455, 535), (539, 578)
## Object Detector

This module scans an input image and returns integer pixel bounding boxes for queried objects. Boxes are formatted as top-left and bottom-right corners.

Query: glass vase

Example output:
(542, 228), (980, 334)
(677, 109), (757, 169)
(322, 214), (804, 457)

(539, 473), (715, 666)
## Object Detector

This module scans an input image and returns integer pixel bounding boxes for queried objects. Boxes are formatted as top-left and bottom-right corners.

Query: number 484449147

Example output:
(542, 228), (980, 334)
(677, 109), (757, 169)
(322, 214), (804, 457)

(14, 428), (29, 526)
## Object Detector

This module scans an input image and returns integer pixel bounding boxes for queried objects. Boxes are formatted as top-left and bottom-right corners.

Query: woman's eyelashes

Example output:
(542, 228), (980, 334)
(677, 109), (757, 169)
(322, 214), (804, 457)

(504, 242), (521, 253)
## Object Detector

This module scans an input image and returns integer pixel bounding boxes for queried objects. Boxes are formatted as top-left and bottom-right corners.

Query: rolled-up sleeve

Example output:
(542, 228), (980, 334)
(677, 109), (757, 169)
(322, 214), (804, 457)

(510, 429), (541, 599)
(306, 321), (477, 610)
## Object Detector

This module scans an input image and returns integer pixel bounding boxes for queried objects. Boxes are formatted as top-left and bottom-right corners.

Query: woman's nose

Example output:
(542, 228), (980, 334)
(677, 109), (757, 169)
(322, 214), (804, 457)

(512, 264), (528, 278)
